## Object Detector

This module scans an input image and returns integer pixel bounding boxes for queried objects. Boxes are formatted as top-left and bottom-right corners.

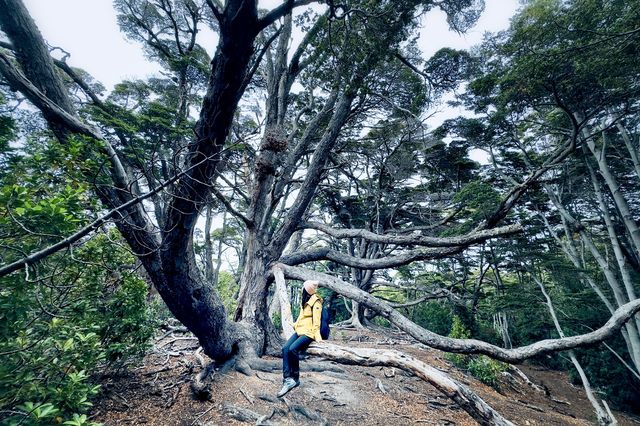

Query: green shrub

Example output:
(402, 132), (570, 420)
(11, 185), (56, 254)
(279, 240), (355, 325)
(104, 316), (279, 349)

(444, 316), (508, 387)
(444, 315), (471, 367)
(216, 271), (238, 319)
(272, 312), (282, 329)
(467, 355), (509, 387)
(412, 301), (453, 336)
(100, 273), (157, 368)
(0, 233), (156, 425)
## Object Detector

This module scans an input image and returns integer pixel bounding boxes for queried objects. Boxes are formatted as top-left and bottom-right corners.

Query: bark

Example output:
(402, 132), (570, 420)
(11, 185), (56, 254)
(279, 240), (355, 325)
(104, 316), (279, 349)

(212, 211), (227, 287)
(278, 264), (640, 363)
(304, 221), (522, 247)
(280, 241), (495, 270)
(348, 300), (366, 329)
(0, 0), (73, 125)
(204, 205), (215, 283)
(273, 266), (295, 338)
(616, 122), (640, 182)
(494, 312), (512, 350)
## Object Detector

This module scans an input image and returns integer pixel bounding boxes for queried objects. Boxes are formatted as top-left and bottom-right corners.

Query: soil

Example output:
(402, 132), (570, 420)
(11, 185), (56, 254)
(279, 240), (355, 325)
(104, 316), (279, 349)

(91, 327), (640, 425)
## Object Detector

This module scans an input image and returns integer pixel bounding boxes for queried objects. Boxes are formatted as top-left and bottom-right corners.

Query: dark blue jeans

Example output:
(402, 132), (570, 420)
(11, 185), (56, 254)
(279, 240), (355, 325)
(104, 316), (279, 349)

(282, 333), (313, 381)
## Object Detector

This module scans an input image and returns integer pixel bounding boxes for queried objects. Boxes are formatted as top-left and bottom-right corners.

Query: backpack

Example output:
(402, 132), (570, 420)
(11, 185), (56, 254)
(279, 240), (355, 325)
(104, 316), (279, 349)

(320, 306), (331, 340)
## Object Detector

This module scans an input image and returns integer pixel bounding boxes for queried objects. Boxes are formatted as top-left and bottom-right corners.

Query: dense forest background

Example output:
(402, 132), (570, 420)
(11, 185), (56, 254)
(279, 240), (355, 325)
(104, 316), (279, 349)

(1, 0), (639, 424)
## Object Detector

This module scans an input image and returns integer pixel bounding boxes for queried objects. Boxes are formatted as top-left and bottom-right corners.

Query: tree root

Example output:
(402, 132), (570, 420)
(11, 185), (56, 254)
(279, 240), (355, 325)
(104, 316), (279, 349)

(222, 403), (261, 423)
(190, 356), (237, 400)
(223, 401), (314, 425)
(190, 362), (217, 401)
(306, 342), (515, 426)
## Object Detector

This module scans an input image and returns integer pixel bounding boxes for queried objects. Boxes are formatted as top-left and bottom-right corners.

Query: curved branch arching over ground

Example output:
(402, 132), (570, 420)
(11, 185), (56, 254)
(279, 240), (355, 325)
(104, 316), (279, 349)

(277, 264), (640, 363)
(273, 266), (514, 425)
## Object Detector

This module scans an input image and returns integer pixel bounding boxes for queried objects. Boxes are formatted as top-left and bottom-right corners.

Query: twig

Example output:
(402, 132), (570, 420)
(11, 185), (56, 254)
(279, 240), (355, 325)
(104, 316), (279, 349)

(239, 387), (254, 404)
(159, 336), (198, 347)
(191, 403), (215, 425)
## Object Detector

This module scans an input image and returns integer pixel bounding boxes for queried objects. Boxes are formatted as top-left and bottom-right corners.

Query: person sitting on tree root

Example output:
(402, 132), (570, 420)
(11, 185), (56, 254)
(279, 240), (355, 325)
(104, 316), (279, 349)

(277, 279), (323, 397)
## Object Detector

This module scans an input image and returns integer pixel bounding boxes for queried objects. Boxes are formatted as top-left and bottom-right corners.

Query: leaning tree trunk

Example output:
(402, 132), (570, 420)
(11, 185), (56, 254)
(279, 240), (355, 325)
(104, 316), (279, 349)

(531, 273), (617, 426)
(0, 0), (277, 365)
(544, 185), (640, 370)
(234, 229), (283, 356)
(584, 129), (640, 260)
(616, 121), (640, 183)
(585, 151), (640, 364)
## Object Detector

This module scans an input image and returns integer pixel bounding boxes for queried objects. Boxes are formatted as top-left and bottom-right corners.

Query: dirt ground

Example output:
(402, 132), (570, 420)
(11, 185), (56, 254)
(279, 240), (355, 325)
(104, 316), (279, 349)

(91, 328), (640, 425)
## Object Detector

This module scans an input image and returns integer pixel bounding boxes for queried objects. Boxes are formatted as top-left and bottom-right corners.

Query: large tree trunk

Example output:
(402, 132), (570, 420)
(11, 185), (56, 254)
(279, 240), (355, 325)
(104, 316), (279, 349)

(0, 0), (267, 364)
(234, 230), (282, 356)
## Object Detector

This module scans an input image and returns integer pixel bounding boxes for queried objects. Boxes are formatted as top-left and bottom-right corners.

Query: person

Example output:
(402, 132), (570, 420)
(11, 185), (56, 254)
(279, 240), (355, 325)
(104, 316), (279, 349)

(277, 279), (323, 397)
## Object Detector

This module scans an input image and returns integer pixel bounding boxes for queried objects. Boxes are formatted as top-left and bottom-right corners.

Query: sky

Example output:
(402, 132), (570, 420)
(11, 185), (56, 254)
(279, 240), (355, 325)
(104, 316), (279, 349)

(22, 0), (520, 92)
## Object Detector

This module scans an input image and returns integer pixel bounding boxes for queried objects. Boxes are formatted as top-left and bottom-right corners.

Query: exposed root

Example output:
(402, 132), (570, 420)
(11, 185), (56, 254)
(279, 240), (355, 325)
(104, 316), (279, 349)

(222, 403), (261, 422)
(190, 362), (216, 401)
(190, 357), (237, 400)
(239, 354), (346, 375)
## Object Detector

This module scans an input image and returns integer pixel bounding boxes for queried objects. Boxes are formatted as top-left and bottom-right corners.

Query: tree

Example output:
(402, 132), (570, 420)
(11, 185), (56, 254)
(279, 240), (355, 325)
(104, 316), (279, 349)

(3, 0), (640, 422)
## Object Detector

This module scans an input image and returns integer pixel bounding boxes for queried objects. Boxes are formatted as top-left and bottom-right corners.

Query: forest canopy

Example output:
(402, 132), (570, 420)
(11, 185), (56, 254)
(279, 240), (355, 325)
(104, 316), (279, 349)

(1, 0), (639, 424)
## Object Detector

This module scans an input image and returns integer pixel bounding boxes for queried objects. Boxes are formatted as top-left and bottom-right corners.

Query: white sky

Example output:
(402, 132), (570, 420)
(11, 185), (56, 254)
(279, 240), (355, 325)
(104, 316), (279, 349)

(23, 0), (519, 92)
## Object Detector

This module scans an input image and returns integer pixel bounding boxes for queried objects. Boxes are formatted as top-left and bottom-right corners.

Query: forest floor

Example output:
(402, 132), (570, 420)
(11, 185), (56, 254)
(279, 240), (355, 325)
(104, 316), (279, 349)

(91, 327), (640, 426)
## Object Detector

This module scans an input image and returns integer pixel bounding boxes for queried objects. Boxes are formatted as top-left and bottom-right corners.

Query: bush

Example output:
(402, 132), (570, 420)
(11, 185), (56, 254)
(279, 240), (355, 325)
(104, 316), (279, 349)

(0, 233), (156, 425)
(467, 355), (509, 387)
(444, 316), (508, 387)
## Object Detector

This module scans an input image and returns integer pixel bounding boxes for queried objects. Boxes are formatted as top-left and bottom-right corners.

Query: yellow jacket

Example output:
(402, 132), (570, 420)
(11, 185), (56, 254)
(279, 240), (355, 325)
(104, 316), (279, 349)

(294, 294), (323, 341)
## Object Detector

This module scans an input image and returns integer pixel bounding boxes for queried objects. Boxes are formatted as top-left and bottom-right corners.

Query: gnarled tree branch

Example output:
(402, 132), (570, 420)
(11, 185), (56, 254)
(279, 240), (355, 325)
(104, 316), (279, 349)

(307, 343), (515, 426)
(302, 221), (522, 247)
(278, 264), (640, 363)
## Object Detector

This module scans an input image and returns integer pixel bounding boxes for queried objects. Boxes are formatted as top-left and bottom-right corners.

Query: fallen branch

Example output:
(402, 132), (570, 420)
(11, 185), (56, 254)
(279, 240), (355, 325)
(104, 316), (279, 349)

(191, 403), (215, 425)
(306, 343), (514, 426)
(509, 366), (544, 393)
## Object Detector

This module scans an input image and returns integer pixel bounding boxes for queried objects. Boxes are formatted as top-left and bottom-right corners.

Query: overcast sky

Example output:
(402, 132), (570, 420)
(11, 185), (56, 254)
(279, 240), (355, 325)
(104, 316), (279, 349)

(22, 0), (519, 91)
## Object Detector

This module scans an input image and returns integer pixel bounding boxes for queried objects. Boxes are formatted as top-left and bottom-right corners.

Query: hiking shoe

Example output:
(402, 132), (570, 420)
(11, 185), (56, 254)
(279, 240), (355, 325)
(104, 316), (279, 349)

(277, 377), (299, 397)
